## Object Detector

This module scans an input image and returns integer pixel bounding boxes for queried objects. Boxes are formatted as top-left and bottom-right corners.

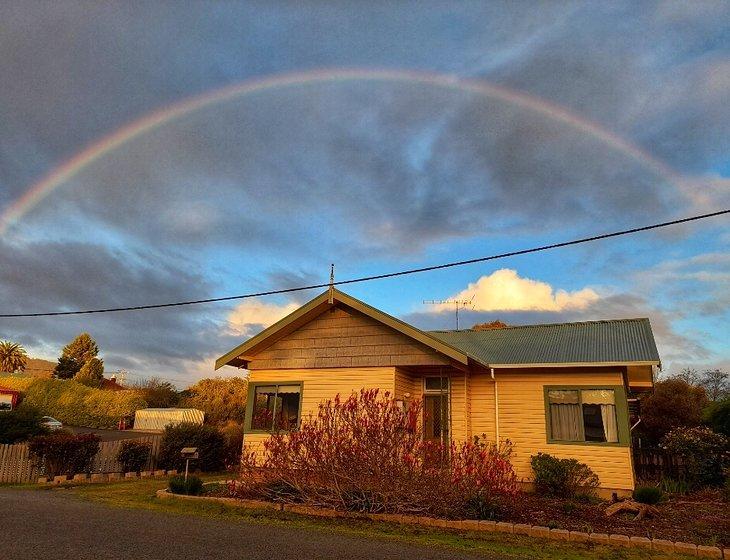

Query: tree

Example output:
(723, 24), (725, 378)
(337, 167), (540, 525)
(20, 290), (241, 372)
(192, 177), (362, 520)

(53, 356), (82, 380)
(0, 340), (28, 373)
(472, 320), (508, 331)
(74, 357), (104, 387)
(61, 333), (99, 363)
(637, 378), (708, 444)
(675, 367), (699, 385)
(158, 423), (226, 472)
(178, 377), (248, 425)
(703, 398), (730, 437)
(133, 377), (179, 408)
(700, 369), (728, 401)
(54, 333), (101, 380)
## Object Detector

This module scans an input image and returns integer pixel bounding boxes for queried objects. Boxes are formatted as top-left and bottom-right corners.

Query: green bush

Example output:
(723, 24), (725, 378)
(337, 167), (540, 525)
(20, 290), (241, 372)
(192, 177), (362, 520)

(116, 440), (152, 473)
(704, 398), (730, 437)
(0, 377), (147, 429)
(219, 420), (244, 470)
(530, 453), (600, 498)
(0, 406), (49, 443)
(168, 475), (203, 495)
(158, 422), (225, 473)
(632, 485), (663, 504)
(29, 432), (101, 477)
(661, 426), (729, 488)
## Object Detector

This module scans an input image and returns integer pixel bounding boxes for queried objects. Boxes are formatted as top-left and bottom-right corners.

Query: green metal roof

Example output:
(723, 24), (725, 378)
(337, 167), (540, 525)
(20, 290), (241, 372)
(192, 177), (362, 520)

(429, 318), (660, 366)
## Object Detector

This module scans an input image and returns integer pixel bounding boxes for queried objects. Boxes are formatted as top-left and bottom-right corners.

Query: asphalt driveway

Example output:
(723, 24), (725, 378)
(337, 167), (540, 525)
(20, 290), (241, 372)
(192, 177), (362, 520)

(1, 489), (496, 560)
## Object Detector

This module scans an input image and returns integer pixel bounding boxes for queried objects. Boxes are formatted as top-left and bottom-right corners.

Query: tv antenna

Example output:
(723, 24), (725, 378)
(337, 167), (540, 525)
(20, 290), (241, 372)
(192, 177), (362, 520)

(423, 295), (475, 330)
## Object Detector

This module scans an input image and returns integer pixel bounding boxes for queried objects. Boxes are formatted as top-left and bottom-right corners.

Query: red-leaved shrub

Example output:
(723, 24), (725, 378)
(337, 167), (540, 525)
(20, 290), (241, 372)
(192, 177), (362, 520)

(234, 389), (518, 518)
(29, 432), (101, 477)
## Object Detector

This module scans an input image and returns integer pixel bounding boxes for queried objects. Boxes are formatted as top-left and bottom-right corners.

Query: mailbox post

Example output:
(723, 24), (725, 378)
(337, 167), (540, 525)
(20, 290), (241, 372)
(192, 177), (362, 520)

(180, 447), (199, 482)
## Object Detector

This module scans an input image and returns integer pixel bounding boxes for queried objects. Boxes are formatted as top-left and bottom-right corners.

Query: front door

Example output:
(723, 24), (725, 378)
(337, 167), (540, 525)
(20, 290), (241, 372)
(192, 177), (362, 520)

(423, 376), (449, 443)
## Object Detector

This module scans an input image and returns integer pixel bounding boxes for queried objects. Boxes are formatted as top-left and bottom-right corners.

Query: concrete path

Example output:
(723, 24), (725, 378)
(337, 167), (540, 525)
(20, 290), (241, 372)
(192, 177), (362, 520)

(1, 489), (501, 559)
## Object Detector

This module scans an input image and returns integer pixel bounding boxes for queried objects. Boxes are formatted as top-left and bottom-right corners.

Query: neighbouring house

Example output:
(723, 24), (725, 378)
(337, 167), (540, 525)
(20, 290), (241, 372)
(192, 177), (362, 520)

(99, 375), (126, 391)
(0, 387), (21, 411)
(216, 288), (659, 496)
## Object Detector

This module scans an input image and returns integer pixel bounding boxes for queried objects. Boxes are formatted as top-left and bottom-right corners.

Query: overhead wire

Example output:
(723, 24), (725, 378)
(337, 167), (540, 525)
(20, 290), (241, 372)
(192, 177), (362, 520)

(1, 209), (727, 318)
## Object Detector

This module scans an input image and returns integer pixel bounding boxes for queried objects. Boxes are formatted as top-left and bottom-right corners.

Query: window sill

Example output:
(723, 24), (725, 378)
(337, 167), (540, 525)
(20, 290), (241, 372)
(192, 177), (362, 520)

(245, 429), (299, 435)
(546, 439), (629, 447)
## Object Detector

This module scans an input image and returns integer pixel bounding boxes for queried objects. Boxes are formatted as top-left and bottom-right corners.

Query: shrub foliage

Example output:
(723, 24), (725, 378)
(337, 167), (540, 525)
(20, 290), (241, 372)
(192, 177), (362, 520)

(116, 440), (152, 473)
(158, 422), (226, 473)
(661, 426), (729, 488)
(236, 389), (518, 518)
(178, 377), (248, 425)
(29, 432), (101, 477)
(0, 406), (49, 444)
(2, 377), (146, 429)
(632, 485), (663, 505)
(530, 452), (600, 498)
(168, 474), (204, 495)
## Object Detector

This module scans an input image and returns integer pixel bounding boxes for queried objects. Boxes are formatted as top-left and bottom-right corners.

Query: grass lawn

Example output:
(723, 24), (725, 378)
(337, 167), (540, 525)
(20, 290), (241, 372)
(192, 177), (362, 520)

(34, 477), (695, 560)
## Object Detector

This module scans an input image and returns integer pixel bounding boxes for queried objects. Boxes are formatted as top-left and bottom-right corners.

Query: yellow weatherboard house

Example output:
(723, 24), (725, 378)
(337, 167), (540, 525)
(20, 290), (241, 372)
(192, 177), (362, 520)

(216, 288), (659, 496)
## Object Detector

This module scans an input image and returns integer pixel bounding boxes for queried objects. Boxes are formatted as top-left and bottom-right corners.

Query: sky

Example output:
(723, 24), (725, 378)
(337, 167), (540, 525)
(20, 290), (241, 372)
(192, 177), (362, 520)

(0, 1), (728, 386)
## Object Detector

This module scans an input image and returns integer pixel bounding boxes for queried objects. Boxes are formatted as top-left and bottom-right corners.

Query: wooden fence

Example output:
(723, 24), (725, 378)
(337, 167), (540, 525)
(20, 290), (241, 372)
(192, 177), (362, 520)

(0, 434), (162, 483)
(632, 447), (686, 481)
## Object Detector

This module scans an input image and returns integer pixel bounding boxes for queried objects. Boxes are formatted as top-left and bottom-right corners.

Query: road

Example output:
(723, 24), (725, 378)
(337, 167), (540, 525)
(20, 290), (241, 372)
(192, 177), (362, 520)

(1, 489), (497, 560)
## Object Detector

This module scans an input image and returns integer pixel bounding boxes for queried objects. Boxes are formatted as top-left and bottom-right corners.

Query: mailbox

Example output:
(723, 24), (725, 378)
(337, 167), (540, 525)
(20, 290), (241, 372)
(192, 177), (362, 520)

(180, 447), (199, 459)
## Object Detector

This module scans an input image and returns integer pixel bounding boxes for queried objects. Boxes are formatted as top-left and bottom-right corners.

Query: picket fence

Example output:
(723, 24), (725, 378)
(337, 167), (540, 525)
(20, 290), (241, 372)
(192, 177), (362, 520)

(0, 434), (162, 483)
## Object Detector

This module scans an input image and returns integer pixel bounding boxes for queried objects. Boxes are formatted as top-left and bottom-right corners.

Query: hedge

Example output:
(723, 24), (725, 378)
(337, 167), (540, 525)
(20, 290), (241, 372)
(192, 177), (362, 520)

(0, 376), (147, 429)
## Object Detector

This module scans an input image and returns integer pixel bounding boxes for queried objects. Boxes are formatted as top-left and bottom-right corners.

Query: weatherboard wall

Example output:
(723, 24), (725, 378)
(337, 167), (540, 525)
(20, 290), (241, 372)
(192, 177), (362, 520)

(492, 368), (634, 492)
(243, 366), (397, 459)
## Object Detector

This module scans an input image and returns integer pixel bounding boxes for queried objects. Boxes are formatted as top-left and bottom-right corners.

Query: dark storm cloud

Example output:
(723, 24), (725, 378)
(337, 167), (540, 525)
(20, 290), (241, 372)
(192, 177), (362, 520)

(0, 238), (233, 374)
(15, 78), (698, 258)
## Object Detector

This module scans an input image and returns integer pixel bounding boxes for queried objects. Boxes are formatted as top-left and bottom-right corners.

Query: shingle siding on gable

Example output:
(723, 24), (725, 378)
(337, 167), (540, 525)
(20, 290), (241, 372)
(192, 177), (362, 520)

(247, 305), (450, 370)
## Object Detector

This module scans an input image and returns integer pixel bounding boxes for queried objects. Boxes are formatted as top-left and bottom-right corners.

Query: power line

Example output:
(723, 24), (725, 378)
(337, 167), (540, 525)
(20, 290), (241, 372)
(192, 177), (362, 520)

(1, 209), (727, 318)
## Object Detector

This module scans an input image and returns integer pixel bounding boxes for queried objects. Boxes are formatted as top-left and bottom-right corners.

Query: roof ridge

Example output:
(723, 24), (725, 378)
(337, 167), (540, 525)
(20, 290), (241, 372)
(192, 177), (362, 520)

(428, 317), (651, 334)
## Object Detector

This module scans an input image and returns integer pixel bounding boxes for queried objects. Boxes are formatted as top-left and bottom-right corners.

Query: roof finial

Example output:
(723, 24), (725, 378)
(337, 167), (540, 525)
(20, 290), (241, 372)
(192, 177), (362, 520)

(328, 263), (335, 304)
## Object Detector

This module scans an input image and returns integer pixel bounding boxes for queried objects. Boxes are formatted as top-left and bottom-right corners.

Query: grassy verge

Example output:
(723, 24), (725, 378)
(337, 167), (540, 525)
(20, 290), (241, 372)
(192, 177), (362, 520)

(44, 478), (690, 560)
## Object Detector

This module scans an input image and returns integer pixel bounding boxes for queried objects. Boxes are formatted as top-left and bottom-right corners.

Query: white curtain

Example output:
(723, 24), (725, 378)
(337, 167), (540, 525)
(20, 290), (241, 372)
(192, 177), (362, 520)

(550, 404), (582, 441)
(600, 404), (619, 442)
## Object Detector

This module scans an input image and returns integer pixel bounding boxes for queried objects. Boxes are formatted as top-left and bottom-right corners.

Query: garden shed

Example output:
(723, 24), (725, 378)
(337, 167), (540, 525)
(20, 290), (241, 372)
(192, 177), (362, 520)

(133, 408), (204, 431)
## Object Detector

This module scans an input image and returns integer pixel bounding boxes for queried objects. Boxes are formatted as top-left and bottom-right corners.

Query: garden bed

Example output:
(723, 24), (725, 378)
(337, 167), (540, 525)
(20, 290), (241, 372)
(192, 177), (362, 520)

(506, 490), (728, 547)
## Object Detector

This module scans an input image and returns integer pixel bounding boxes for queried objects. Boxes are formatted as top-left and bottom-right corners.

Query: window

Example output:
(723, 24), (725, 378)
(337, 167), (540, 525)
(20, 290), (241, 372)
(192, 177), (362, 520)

(423, 376), (449, 442)
(247, 383), (301, 432)
(545, 387), (626, 445)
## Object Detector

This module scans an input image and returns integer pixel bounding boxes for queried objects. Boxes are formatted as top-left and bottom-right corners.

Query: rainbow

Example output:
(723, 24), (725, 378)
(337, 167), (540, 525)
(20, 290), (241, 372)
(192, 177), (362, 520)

(0, 68), (681, 235)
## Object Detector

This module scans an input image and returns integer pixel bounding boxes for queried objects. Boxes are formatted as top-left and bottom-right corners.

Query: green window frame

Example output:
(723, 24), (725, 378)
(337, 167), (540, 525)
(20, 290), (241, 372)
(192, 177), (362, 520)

(543, 385), (630, 447)
(244, 381), (303, 434)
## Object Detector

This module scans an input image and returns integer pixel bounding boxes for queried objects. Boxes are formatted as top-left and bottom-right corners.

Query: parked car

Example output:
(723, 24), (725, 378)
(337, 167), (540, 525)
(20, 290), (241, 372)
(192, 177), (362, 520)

(40, 416), (63, 431)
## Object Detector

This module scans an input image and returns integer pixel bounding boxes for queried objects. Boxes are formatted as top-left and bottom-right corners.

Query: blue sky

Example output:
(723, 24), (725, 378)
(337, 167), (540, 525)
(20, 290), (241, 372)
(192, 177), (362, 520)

(0, 1), (728, 384)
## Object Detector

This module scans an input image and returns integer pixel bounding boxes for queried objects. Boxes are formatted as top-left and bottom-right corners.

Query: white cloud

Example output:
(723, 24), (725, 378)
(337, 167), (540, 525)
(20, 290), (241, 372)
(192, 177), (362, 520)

(435, 269), (600, 313)
(226, 300), (300, 336)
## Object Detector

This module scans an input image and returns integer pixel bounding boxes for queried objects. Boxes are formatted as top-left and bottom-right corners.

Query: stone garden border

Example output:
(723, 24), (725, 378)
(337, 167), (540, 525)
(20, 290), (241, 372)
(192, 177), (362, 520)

(155, 489), (728, 559)
(38, 469), (178, 485)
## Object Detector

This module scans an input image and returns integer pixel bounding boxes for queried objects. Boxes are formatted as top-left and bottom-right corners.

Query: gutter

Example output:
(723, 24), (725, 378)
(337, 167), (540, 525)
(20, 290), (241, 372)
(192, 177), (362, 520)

(490, 367), (499, 442)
